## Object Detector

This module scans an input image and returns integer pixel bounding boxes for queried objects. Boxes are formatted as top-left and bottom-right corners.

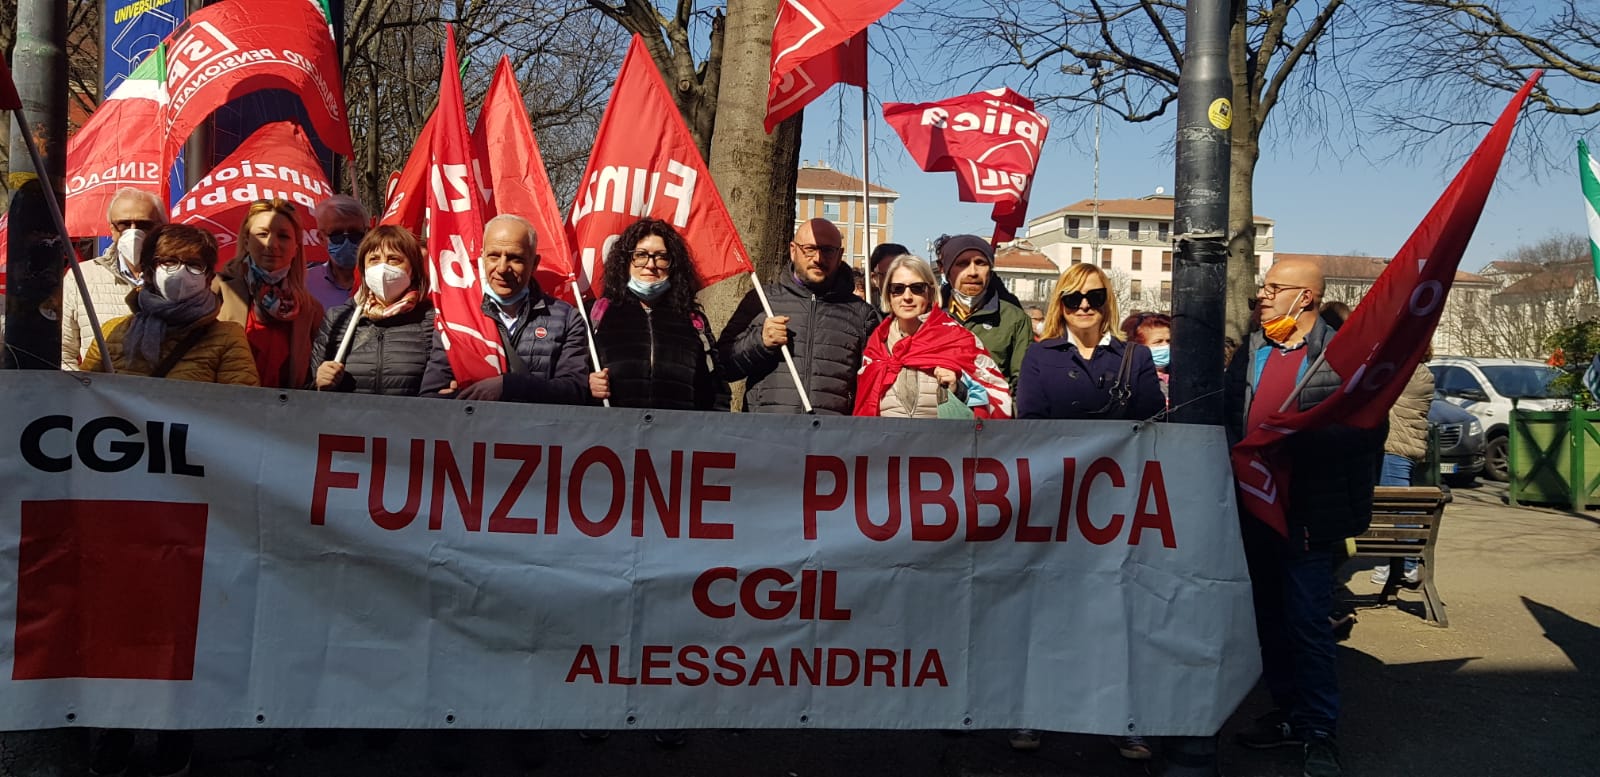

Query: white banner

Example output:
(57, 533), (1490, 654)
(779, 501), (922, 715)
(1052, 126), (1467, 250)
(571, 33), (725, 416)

(0, 372), (1258, 734)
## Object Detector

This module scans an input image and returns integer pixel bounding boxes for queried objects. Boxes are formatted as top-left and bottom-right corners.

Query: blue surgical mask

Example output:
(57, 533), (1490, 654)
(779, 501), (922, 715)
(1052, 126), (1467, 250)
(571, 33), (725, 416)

(1149, 344), (1171, 368)
(326, 236), (360, 269)
(485, 284), (529, 308)
(247, 258), (291, 285)
(627, 277), (671, 301)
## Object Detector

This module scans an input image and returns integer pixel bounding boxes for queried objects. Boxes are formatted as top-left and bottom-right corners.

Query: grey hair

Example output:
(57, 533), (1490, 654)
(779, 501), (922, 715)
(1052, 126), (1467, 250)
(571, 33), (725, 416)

(107, 187), (166, 223)
(315, 193), (370, 225)
(879, 254), (941, 313)
(484, 213), (538, 253)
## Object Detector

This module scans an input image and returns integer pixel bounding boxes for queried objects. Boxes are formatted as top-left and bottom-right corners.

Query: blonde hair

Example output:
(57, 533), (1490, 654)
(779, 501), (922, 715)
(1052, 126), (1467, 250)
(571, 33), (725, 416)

(233, 198), (310, 301)
(1042, 264), (1121, 342)
(878, 254), (941, 313)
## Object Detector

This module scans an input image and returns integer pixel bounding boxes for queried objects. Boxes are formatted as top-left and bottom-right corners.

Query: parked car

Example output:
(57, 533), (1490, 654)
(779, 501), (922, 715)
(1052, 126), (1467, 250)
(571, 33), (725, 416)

(1428, 356), (1568, 482)
(1430, 398), (1485, 485)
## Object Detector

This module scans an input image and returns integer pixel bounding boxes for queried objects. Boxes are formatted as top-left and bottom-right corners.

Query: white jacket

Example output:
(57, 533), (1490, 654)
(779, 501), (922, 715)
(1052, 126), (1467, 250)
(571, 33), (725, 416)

(60, 249), (140, 369)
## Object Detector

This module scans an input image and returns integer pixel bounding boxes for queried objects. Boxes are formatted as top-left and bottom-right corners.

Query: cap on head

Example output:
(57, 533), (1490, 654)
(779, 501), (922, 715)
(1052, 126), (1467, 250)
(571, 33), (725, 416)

(937, 234), (993, 277)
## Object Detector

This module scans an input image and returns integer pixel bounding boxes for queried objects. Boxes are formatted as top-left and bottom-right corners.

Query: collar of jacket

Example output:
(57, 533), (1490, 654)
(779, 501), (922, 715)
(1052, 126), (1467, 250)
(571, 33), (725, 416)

(95, 246), (141, 286)
(1037, 332), (1119, 352)
(779, 263), (857, 301)
(479, 284), (550, 324)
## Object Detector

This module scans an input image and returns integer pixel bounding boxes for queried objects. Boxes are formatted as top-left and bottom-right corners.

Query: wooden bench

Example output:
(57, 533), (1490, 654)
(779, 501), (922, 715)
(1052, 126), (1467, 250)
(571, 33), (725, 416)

(1351, 486), (1449, 627)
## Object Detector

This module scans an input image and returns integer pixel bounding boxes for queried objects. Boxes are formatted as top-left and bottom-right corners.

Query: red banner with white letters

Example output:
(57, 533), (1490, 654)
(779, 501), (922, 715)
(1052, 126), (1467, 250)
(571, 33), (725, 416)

(1230, 73), (1540, 536)
(565, 36), (752, 298)
(765, 30), (866, 132)
(883, 88), (1050, 244)
(425, 27), (505, 385)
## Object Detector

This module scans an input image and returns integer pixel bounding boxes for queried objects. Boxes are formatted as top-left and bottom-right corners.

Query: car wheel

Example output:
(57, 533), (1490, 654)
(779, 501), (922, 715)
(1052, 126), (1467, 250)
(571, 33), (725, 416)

(1485, 434), (1509, 482)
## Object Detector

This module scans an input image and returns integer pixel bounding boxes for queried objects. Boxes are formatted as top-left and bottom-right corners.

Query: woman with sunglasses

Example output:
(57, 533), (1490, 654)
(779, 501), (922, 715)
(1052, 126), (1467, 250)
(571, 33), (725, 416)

(1015, 264), (1162, 421)
(588, 218), (729, 412)
(854, 255), (1011, 418)
(217, 198), (325, 388)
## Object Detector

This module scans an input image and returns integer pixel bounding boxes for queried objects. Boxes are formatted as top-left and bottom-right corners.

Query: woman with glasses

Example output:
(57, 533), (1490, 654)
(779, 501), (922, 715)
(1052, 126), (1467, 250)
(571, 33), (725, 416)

(81, 223), (258, 385)
(311, 225), (437, 395)
(217, 198), (325, 388)
(854, 254), (1011, 418)
(1015, 264), (1162, 422)
(587, 218), (728, 412)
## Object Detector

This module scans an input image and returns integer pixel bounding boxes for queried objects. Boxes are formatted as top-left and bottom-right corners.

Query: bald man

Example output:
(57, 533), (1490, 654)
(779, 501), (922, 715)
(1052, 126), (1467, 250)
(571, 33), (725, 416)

(1222, 257), (1383, 777)
(717, 218), (879, 414)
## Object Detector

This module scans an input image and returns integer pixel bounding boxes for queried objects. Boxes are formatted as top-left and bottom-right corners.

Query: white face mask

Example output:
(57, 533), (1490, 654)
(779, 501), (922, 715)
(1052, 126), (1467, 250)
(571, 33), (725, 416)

(364, 262), (412, 303)
(155, 265), (209, 302)
(116, 229), (146, 279)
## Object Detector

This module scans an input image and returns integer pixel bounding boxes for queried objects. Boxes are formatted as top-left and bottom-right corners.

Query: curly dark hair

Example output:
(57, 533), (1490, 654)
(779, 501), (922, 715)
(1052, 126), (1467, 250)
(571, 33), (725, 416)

(601, 218), (703, 314)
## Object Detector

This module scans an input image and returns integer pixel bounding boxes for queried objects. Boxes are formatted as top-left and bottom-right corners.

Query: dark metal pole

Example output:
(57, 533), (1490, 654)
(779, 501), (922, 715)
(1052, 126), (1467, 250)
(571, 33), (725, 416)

(1169, 0), (1232, 427)
(5, 0), (68, 369)
(183, 0), (214, 191)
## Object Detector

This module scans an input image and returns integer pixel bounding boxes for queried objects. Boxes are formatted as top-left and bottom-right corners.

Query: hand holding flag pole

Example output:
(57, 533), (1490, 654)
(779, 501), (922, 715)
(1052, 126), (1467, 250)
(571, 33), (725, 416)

(0, 59), (113, 372)
(570, 277), (610, 409)
(749, 271), (813, 414)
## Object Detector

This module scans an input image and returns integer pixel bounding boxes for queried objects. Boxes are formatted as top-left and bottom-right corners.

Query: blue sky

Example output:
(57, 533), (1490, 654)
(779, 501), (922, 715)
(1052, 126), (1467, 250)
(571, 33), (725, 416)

(798, 85), (1580, 274)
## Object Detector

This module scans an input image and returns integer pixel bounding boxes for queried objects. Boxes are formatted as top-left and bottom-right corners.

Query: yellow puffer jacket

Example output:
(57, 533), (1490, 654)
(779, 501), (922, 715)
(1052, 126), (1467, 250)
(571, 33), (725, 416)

(1385, 364), (1434, 461)
(82, 299), (260, 385)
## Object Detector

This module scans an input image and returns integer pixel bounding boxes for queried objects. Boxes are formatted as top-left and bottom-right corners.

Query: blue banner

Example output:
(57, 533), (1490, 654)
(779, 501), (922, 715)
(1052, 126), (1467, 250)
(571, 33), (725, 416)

(102, 0), (186, 203)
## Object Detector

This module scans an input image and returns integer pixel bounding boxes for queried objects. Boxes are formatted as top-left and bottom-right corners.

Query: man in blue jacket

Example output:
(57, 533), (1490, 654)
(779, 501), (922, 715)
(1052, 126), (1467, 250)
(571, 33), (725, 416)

(420, 215), (590, 404)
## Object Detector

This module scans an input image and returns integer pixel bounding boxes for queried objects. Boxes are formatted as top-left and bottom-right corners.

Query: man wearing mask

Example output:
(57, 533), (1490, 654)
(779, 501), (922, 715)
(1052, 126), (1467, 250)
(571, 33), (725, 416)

(1222, 257), (1382, 777)
(307, 195), (369, 310)
(420, 215), (589, 404)
(937, 234), (1032, 389)
(60, 187), (166, 368)
(718, 218), (878, 414)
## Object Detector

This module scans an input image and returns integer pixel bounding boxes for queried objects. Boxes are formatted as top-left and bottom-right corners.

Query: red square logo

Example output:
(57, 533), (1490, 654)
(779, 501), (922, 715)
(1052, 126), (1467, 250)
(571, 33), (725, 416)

(14, 499), (208, 681)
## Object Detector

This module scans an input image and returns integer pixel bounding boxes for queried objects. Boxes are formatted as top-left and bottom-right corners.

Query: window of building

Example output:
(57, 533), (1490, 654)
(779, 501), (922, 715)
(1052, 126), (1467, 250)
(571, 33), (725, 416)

(1036, 279), (1051, 299)
(1071, 246), (1082, 263)
(1100, 248), (1112, 269)
(1158, 222), (1170, 243)
(1098, 219), (1110, 239)
(823, 200), (841, 221)
(1161, 250), (1173, 272)
(1130, 250), (1143, 271)
(1160, 280), (1172, 302)
(1131, 279), (1143, 296)
(1129, 221), (1140, 240)
(870, 204), (882, 224)
(1067, 217), (1080, 238)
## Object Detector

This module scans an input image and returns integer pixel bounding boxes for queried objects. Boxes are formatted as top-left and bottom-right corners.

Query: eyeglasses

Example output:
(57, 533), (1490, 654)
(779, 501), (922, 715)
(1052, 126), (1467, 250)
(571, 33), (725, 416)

(887, 282), (931, 297)
(112, 219), (157, 232)
(792, 243), (842, 258)
(1258, 283), (1307, 297)
(630, 250), (671, 269)
(326, 230), (367, 242)
(1062, 288), (1108, 309)
(154, 255), (209, 274)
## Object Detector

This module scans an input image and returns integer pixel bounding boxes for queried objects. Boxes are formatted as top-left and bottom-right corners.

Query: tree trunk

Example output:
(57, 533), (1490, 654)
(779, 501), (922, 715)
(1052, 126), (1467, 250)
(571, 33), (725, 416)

(702, 0), (802, 332)
(1224, 7), (1259, 345)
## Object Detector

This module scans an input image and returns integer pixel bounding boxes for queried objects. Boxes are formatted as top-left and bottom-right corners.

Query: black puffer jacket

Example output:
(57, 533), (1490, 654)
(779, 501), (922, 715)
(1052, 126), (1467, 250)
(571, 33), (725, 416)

(1224, 317), (1386, 546)
(311, 300), (437, 396)
(419, 289), (590, 404)
(717, 264), (879, 415)
(591, 294), (729, 411)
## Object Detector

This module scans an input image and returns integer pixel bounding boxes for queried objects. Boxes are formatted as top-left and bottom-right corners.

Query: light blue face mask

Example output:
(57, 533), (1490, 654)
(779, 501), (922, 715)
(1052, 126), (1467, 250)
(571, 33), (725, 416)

(628, 277), (671, 301)
(326, 236), (360, 270)
(1149, 344), (1171, 368)
(485, 284), (530, 307)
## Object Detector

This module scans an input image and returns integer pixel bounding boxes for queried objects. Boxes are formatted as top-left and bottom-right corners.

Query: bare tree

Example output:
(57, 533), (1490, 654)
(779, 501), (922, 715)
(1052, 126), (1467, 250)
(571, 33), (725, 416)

(585, 0), (724, 159)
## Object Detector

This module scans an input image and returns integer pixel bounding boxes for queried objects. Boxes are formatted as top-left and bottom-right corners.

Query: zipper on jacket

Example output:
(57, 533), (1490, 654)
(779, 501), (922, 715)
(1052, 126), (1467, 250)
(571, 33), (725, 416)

(645, 306), (656, 405)
(805, 292), (817, 390)
(372, 326), (385, 392)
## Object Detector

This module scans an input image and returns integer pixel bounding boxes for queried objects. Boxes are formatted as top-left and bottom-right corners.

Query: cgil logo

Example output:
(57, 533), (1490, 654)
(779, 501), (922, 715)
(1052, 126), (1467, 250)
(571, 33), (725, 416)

(20, 416), (205, 477)
(919, 101), (1046, 147)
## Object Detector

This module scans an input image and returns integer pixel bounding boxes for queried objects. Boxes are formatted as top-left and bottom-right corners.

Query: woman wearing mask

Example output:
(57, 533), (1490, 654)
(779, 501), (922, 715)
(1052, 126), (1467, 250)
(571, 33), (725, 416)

(855, 255), (1011, 419)
(312, 225), (436, 395)
(1014, 264), (1163, 422)
(217, 198), (325, 388)
(587, 218), (728, 413)
(1123, 312), (1173, 406)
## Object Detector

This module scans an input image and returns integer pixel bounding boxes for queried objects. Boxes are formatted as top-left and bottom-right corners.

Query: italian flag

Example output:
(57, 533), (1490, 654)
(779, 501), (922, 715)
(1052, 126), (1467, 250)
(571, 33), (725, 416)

(1583, 140), (1600, 288)
(62, 44), (169, 237)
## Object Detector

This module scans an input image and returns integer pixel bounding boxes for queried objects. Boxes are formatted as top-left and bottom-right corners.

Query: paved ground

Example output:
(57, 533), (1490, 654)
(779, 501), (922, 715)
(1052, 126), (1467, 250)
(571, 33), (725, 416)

(5, 481), (1596, 776)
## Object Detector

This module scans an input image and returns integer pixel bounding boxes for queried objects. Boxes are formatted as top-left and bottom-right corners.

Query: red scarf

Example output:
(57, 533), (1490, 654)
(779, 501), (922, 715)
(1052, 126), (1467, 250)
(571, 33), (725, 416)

(854, 305), (1012, 418)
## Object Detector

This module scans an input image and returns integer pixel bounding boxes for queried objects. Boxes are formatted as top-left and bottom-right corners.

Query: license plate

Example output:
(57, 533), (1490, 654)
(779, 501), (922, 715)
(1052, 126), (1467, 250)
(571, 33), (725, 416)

(1439, 463), (1458, 474)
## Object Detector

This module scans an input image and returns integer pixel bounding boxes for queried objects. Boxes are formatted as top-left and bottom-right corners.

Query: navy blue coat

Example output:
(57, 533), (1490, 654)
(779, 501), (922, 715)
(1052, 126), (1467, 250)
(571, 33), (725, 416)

(1016, 335), (1164, 420)
(419, 290), (590, 404)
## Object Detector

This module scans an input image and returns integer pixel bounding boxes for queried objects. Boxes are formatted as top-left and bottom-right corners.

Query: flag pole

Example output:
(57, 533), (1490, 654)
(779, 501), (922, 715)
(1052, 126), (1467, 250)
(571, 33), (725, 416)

(0, 63), (113, 373)
(570, 276), (610, 408)
(861, 71), (873, 301)
(748, 270), (813, 413)
(332, 293), (362, 364)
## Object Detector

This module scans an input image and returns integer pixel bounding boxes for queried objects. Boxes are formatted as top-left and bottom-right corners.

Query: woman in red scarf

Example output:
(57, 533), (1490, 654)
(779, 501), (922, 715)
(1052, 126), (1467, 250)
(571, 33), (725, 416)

(216, 198), (324, 388)
(854, 255), (1011, 418)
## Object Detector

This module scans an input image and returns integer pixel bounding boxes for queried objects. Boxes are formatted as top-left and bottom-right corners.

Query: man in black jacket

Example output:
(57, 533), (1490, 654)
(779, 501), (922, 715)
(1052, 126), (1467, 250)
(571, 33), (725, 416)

(1222, 257), (1382, 777)
(420, 215), (589, 404)
(717, 218), (878, 414)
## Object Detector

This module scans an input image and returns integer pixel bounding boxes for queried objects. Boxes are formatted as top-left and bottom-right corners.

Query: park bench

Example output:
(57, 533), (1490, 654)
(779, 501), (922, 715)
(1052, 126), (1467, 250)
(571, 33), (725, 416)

(1351, 485), (1449, 627)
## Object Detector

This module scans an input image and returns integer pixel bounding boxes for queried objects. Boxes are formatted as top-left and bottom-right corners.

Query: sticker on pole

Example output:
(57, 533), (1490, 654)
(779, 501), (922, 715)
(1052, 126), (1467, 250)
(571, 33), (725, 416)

(1208, 99), (1232, 130)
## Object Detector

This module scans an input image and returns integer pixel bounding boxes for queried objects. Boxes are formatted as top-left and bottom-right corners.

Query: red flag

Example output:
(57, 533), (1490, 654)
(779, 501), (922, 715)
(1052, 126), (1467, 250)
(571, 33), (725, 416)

(566, 36), (753, 298)
(883, 88), (1050, 242)
(161, 0), (353, 178)
(171, 121), (335, 267)
(769, 0), (899, 95)
(471, 56), (575, 302)
(1231, 72), (1542, 536)
(764, 30), (866, 132)
(380, 114), (435, 233)
(62, 49), (167, 238)
(0, 56), (23, 110)
(426, 26), (506, 386)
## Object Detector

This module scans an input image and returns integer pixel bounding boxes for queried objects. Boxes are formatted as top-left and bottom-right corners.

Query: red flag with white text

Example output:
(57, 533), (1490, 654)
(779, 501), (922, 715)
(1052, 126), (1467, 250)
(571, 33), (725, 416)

(566, 36), (752, 298)
(883, 88), (1050, 243)
(425, 27), (506, 385)
(171, 121), (335, 267)
(765, 30), (866, 132)
(380, 115), (435, 233)
(63, 46), (168, 238)
(472, 56), (575, 302)
(769, 0), (899, 103)
(1230, 72), (1542, 536)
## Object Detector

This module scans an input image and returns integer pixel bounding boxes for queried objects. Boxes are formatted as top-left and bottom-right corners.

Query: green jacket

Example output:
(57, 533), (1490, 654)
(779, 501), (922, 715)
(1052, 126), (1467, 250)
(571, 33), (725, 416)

(945, 282), (1032, 389)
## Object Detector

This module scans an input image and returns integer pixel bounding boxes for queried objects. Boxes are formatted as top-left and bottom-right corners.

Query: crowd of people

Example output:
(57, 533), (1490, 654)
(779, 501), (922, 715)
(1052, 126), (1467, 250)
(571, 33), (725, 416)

(31, 188), (1399, 777)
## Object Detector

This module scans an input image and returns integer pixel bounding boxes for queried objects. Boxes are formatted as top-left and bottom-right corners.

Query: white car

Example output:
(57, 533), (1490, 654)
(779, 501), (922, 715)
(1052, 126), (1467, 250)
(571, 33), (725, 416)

(1427, 356), (1569, 482)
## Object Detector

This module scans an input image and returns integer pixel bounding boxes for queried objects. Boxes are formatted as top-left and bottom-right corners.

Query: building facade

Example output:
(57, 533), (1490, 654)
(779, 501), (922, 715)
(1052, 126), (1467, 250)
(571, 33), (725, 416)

(794, 161), (898, 270)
